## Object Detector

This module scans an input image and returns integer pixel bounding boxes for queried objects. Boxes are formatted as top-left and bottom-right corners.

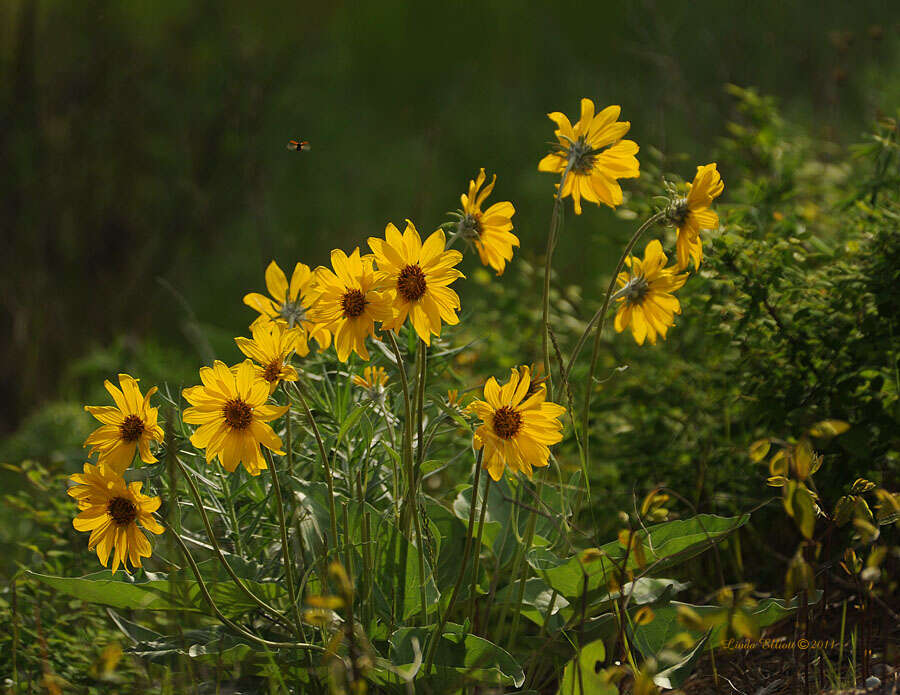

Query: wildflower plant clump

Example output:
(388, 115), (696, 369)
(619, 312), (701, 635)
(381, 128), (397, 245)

(40, 96), (896, 694)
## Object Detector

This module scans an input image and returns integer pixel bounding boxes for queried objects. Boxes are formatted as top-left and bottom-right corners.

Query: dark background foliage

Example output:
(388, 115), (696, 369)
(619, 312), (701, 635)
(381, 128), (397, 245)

(2, 0), (898, 434)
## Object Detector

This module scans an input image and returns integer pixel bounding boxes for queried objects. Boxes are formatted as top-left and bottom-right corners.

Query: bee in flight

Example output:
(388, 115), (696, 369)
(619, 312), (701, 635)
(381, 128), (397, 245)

(286, 139), (311, 152)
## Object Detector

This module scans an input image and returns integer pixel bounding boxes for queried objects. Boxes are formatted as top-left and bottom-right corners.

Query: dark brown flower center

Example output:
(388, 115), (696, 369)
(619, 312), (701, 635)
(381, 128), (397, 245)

(223, 398), (253, 430)
(340, 289), (367, 318)
(492, 406), (522, 440)
(262, 360), (283, 383)
(119, 415), (145, 443)
(108, 496), (137, 526)
(397, 264), (427, 302)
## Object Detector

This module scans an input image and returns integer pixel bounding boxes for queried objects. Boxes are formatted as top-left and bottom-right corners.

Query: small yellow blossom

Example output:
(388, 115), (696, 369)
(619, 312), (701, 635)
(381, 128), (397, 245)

(68, 462), (164, 574)
(235, 322), (301, 392)
(669, 163), (724, 270)
(352, 366), (388, 390)
(84, 374), (164, 474)
(614, 240), (688, 345)
(458, 169), (519, 275)
(538, 98), (640, 214)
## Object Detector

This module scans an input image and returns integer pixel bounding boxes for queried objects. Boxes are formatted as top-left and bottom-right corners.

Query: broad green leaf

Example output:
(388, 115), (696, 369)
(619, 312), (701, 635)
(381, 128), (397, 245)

(27, 569), (285, 618)
(556, 639), (616, 695)
(748, 439), (771, 462)
(653, 629), (711, 689)
(530, 514), (749, 597)
(494, 577), (570, 627)
(384, 623), (524, 688)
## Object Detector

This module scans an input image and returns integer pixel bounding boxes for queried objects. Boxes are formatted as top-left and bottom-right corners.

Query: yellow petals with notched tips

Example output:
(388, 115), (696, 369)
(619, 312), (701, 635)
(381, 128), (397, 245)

(243, 260), (332, 350)
(613, 240), (689, 346)
(182, 359), (288, 476)
(458, 169), (519, 275)
(68, 462), (163, 574)
(368, 221), (464, 346)
(83, 373), (164, 474)
(235, 322), (302, 392)
(469, 365), (565, 481)
(307, 248), (394, 362)
(669, 163), (724, 271)
(538, 98), (640, 214)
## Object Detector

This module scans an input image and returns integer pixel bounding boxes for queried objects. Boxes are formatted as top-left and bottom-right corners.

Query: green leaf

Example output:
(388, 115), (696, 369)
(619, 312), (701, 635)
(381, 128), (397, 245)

(556, 639), (616, 695)
(494, 577), (569, 627)
(748, 439), (771, 462)
(26, 569), (285, 618)
(530, 514), (749, 597)
(384, 623), (524, 688)
(653, 629), (711, 689)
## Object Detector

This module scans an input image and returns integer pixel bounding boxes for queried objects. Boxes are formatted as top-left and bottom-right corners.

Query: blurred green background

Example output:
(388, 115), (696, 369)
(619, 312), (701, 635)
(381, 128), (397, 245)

(2, 0), (898, 435)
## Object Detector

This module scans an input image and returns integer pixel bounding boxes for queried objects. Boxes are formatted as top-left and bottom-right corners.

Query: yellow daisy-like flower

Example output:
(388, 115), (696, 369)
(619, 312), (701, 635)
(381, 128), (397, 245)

(308, 248), (394, 362)
(235, 322), (301, 392)
(68, 462), (164, 574)
(538, 98), (640, 214)
(469, 366), (565, 481)
(368, 221), (464, 345)
(669, 163), (725, 270)
(352, 365), (388, 390)
(458, 169), (519, 275)
(243, 260), (332, 351)
(182, 360), (288, 476)
(613, 239), (689, 346)
(83, 374), (164, 474)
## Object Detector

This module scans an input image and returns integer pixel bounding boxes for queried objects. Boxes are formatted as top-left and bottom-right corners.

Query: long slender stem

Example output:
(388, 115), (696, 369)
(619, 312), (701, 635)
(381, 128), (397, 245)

(423, 450), (484, 674)
(170, 529), (322, 651)
(173, 453), (299, 636)
(292, 380), (339, 554)
(565, 211), (665, 465)
(467, 476), (492, 629)
(541, 166), (573, 389)
(386, 331), (416, 534)
(506, 477), (544, 652)
(415, 339), (427, 468)
(265, 449), (305, 638)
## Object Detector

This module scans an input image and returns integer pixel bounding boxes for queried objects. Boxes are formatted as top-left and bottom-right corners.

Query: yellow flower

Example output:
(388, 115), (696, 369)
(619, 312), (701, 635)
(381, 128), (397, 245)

(68, 462), (163, 574)
(235, 322), (301, 392)
(368, 221), (464, 345)
(670, 163), (724, 270)
(469, 366), (565, 481)
(458, 169), (519, 275)
(308, 248), (394, 362)
(538, 98), (640, 214)
(243, 260), (332, 350)
(182, 360), (288, 476)
(447, 389), (460, 407)
(84, 374), (164, 474)
(614, 240), (689, 345)
(352, 365), (388, 390)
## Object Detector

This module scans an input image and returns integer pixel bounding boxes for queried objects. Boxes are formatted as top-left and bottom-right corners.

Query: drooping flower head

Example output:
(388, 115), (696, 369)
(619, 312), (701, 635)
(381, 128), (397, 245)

(243, 260), (332, 350)
(538, 98), (640, 214)
(235, 322), (302, 393)
(68, 462), (164, 574)
(469, 366), (565, 481)
(182, 360), (288, 476)
(667, 163), (724, 270)
(614, 240), (689, 346)
(352, 365), (388, 391)
(307, 248), (394, 362)
(368, 221), (464, 345)
(84, 374), (164, 474)
(457, 169), (519, 275)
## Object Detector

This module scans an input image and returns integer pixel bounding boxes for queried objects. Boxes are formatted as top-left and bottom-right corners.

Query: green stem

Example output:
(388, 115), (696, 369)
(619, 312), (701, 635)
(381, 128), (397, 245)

(541, 165), (572, 389)
(423, 450), (484, 674)
(569, 211), (665, 467)
(506, 477), (544, 652)
(173, 453), (300, 637)
(466, 476), (492, 629)
(415, 339), (428, 469)
(170, 529), (322, 652)
(265, 449), (305, 638)
(292, 380), (339, 555)
(386, 331), (416, 535)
